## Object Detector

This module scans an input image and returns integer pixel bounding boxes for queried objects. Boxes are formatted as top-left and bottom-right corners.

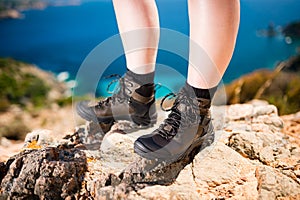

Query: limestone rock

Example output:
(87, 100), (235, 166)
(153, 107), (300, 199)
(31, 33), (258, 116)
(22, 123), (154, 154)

(192, 142), (258, 199)
(256, 166), (300, 200)
(24, 129), (54, 148)
(0, 146), (87, 199)
(281, 111), (300, 146)
(0, 102), (300, 199)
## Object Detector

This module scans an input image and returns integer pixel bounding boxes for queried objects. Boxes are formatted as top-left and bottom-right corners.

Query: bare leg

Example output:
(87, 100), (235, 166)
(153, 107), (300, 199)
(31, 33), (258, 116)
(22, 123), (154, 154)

(187, 0), (240, 88)
(112, 0), (159, 74)
(133, 0), (240, 160)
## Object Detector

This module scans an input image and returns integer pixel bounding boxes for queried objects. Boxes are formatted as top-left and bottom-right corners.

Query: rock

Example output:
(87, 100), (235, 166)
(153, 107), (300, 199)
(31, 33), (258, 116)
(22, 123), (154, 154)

(281, 111), (300, 146)
(0, 9), (22, 19)
(227, 104), (254, 121)
(1, 102), (300, 199)
(0, 1), (48, 20)
(253, 105), (278, 117)
(0, 146), (87, 199)
(24, 129), (54, 148)
(191, 142), (258, 199)
(247, 99), (270, 107)
(256, 166), (300, 200)
(227, 130), (288, 166)
(226, 103), (299, 172)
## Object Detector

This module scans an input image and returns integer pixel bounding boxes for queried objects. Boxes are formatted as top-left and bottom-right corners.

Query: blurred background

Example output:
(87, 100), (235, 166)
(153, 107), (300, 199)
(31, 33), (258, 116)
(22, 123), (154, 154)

(0, 1), (299, 77)
(0, 0), (300, 155)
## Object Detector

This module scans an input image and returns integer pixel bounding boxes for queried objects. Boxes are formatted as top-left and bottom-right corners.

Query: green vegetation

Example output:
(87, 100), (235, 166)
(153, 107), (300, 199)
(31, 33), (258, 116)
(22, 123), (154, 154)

(0, 57), (72, 140)
(261, 72), (300, 115)
(226, 54), (300, 115)
(0, 58), (50, 112)
(56, 96), (73, 107)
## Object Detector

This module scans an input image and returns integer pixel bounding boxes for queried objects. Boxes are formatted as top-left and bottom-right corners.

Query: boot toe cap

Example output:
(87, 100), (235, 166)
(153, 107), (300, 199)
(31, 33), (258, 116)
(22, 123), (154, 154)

(76, 101), (98, 122)
(134, 135), (174, 160)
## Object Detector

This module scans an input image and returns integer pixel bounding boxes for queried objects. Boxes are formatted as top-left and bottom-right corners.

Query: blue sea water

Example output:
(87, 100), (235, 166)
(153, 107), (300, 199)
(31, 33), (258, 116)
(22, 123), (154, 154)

(0, 0), (300, 96)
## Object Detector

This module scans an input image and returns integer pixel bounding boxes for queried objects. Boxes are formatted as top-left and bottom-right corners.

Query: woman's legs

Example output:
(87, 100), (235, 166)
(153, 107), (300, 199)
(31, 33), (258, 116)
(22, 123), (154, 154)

(134, 0), (240, 160)
(113, 0), (239, 86)
(187, 0), (240, 89)
(112, 0), (159, 74)
(76, 1), (159, 126)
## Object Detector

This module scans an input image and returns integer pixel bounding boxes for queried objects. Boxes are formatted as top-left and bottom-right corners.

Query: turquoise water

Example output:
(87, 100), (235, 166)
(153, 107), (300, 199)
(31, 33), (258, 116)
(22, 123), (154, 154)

(0, 0), (300, 96)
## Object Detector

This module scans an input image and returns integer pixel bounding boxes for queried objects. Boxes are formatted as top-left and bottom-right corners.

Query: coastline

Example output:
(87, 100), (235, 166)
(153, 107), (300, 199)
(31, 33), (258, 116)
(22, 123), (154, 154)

(0, 9), (24, 20)
(0, 0), (82, 20)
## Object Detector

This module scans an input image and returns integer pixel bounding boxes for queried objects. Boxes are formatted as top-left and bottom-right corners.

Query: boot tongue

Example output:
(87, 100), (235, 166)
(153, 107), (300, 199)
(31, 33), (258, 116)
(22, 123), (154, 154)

(180, 84), (212, 112)
(175, 102), (187, 113)
(182, 83), (196, 97)
(174, 87), (196, 114)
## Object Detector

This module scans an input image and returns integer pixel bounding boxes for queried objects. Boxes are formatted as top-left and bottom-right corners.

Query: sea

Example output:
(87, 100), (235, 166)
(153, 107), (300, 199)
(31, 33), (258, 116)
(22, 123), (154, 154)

(0, 0), (300, 97)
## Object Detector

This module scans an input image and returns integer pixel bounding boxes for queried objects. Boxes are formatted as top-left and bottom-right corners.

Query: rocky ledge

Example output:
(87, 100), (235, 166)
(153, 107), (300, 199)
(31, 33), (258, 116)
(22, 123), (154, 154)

(0, 100), (299, 200)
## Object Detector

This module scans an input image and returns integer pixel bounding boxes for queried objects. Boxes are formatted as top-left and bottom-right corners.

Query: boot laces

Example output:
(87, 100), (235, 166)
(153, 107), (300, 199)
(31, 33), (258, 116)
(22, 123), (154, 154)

(158, 91), (201, 140)
(96, 74), (134, 107)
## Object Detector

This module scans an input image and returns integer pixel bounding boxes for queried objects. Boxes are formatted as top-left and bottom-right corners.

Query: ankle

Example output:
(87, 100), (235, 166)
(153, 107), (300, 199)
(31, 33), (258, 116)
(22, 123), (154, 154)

(126, 68), (155, 85)
(183, 82), (217, 100)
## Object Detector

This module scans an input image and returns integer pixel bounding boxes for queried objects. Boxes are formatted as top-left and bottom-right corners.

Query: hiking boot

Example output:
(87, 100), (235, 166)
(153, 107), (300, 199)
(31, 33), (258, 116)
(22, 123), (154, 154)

(134, 86), (214, 162)
(76, 73), (157, 128)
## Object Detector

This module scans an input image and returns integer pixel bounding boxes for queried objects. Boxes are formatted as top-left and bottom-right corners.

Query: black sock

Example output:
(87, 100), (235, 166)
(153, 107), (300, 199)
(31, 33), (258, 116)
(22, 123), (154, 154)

(135, 83), (155, 97)
(184, 82), (218, 100)
(125, 69), (155, 97)
(126, 68), (155, 85)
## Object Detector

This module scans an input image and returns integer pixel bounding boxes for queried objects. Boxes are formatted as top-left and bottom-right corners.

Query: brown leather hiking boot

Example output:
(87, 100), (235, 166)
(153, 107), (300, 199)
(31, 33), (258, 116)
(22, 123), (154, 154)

(134, 86), (214, 163)
(76, 74), (157, 129)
